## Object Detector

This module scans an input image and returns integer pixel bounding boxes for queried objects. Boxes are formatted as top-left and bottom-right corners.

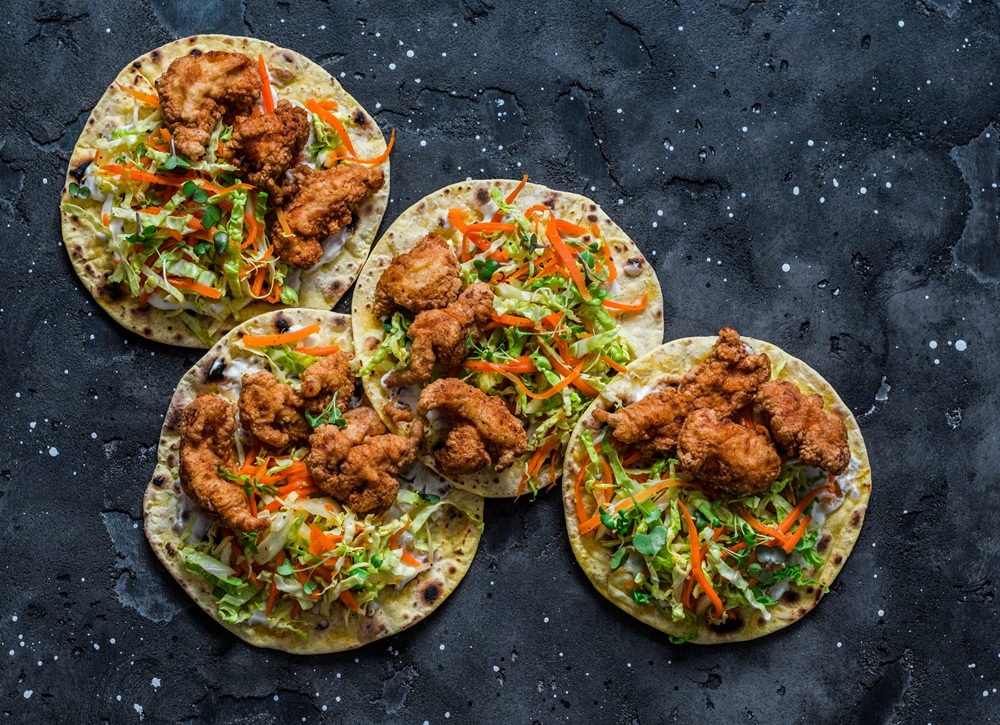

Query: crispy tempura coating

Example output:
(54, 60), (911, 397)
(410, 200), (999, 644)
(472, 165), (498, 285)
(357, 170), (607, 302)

(305, 406), (422, 515)
(274, 164), (385, 269)
(385, 282), (494, 388)
(237, 371), (310, 448)
(179, 394), (269, 533)
(676, 409), (782, 495)
(756, 380), (850, 474)
(593, 388), (689, 457)
(597, 328), (770, 456)
(372, 233), (463, 318)
(300, 351), (355, 415)
(156, 51), (261, 159)
(680, 327), (772, 418)
(416, 378), (527, 475)
(222, 100), (310, 205)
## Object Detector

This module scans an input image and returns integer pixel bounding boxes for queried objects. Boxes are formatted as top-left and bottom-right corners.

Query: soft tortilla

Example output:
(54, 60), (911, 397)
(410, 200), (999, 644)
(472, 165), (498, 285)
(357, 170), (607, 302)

(143, 309), (484, 653)
(61, 35), (389, 348)
(561, 335), (872, 643)
(352, 179), (665, 497)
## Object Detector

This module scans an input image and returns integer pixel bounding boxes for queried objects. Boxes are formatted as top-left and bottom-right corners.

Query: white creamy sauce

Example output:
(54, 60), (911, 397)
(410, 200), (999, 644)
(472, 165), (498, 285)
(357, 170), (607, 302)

(83, 164), (108, 202)
(479, 199), (500, 219)
(173, 484), (210, 540)
(318, 228), (350, 265)
(246, 608), (270, 627)
(603, 279), (622, 296)
(217, 355), (266, 399)
(423, 408), (447, 432)
(836, 455), (863, 501)
(284, 268), (303, 292)
(623, 260), (643, 277)
(768, 578), (790, 602)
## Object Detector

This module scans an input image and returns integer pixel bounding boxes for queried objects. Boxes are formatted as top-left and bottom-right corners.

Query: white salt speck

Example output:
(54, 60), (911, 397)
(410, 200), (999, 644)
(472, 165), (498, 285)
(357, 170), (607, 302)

(420, 140), (427, 147)
(807, 139), (814, 147)
(406, 50), (414, 58)
(493, 665), (499, 672)
(389, 63), (396, 70)
(151, 678), (161, 689)
(860, 187), (868, 195)
(832, 178), (839, 188)
(23, 690), (32, 699)
(91, 432), (97, 439)
(445, 713), (451, 719)
(616, 108), (623, 114)
(837, 642), (842, 648)
(273, 695), (279, 701)
(929, 340), (938, 349)
(969, 663), (977, 668)
(885, 182), (892, 189)
(134, 704), (144, 719)
(94, 643), (100, 650)
(106, 28), (111, 33)
(677, 25), (684, 31)
(741, 126), (748, 132)
(439, 644), (445, 650)
(955, 339), (967, 351)
(657, 210), (663, 216)
(820, 197), (825, 204)
(878, 609), (885, 617)
(12, 615), (17, 622)
(544, 616), (550, 623)
(781, 263), (791, 273)
(335, 696), (341, 702)
(898, 20), (905, 27)
(49, 447), (59, 457)
(8, 650), (13, 656)
(793, 186), (800, 196)
(934, 359), (940, 365)
(42, 178), (48, 185)
(984, 691), (989, 697)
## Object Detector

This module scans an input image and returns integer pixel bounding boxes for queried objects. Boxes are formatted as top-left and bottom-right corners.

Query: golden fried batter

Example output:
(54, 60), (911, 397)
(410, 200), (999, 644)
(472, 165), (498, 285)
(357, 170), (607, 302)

(222, 99), (310, 205)
(372, 233), (463, 318)
(596, 329), (770, 455)
(681, 327), (772, 418)
(300, 351), (355, 415)
(385, 282), (494, 388)
(676, 409), (782, 495)
(155, 51), (261, 159)
(305, 406), (422, 515)
(274, 164), (385, 269)
(237, 371), (310, 448)
(416, 378), (527, 475)
(756, 380), (850, 474)
(593, 387), (688, 457)
(179, 394), (269, 533)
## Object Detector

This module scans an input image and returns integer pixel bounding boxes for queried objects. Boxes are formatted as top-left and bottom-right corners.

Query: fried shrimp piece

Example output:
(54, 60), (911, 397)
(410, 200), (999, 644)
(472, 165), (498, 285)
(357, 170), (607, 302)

(593, 387), (689, 457)
(237, 371), (310, 448)
(756, 380), (850, 474)
(676, 409), (782, 495)
(385, 282), (494, 388)
(222, 99), (310, 205)
(274, 164), (385, 269)
(300, 351), (355, 415)
(179, 394), (269, 533)
(372, 233), (463, 318)
(155, 51), (261, 159)
(416, 378), (527, 475)
(680, 327), (772, 418)
(305, 406), (422, 515)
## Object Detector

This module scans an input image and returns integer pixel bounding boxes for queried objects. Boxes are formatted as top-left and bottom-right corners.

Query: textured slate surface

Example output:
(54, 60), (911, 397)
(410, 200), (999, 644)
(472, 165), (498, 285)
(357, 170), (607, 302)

(2, 1), (999, 722)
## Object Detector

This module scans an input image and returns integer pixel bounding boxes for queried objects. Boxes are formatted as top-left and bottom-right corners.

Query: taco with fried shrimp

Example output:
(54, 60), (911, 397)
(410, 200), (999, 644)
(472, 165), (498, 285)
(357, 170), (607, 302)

(61, 35), (392, 348)
(561, 329), (871, 643)
(143, 309), (483, 654)
(351, 177), (665, 498)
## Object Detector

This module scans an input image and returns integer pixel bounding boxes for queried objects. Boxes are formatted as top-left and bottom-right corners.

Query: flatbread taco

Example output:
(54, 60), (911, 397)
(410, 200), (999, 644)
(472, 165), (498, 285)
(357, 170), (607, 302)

(144, 310), (483, 654)
(561, 329), (871, 643)
(61, 35), (392, 348)
(351, 178), (665, 497)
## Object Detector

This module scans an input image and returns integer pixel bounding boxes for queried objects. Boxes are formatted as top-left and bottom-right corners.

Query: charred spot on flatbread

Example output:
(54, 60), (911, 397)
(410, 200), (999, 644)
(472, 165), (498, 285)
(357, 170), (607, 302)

(353, 109), (368, 127)
(782, 589), (801, 604)
(816, 534), (832, 554)
(274, 314), (291, 333)
(358, 617), (389, 642)
(69, 160), (89, 182)
(708, 614), (743, 635)
(850, 509), (863, 527)
(421, 582), (441, 605)
(204, 356), (228, 383)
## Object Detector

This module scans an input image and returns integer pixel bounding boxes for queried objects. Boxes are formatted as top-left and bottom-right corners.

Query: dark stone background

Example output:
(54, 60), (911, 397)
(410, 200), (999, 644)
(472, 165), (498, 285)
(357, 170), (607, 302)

(1, 0), (998, 722)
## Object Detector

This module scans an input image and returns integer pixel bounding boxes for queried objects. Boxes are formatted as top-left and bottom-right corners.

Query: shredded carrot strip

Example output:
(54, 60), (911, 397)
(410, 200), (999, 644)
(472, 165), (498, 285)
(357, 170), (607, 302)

(296, 345), (341, 356)
(339, 590), (360, 612)
(678, 501), (724, 619)
(305, 99), (356, 157)
(543, 349), (600, 398)
(241, 323), (319, 347)
(351, 127), (395, 165)
(491, 174), (528, 223)
(739, 507), (789, 546)
(554, 219), (590, 237)
(168, 277), (223, 299)
(274, 207), (293, 239)
(464, 222), (516, 234)
(251, 267), (266, 297)
(778, 480), (836, 533)
(400, 550), (422, 568)
(265, 551), (285, 615)
(258, 55), (274, 113)
(608, 480), (695, 514)
(116, 83), (160, 108)
(517, 435), (561, 497)
(599, 355), (629, 374)
(545, 215), (590, 301)
(603, 294), (648, 312)
(782, 515), (812, 554)
(490, 311), (537, 329)
(463, 358), (537, 374)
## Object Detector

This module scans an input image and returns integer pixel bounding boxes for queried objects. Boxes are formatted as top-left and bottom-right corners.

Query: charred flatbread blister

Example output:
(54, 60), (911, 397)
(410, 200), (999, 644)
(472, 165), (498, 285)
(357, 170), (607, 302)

(144, 310), (484, 654)
(562, 330), (871, 643)
(60, 35), (391, 348)
(352, 177), (666, 498)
